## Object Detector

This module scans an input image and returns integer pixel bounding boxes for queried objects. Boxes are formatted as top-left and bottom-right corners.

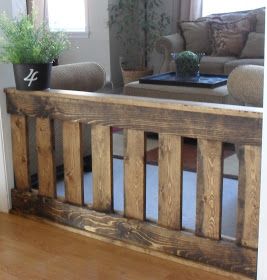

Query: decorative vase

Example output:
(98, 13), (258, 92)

(171, 51), (202, 80)
(13, 63), (52, 90)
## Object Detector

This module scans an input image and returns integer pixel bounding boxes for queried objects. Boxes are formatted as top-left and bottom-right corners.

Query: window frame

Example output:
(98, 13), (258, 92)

(46, 0), (89, 39)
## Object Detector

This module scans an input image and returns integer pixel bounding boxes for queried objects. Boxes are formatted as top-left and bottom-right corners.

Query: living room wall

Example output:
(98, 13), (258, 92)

(58, 0), (176, 87)
(0, 0), (23, 212)
(59, 0), (111, 82)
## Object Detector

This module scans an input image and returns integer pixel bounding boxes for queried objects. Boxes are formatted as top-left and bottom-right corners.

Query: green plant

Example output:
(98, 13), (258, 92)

(172, 51), (201, 77)
(109, 0), (170, 69)
(0, 12), (70, 64)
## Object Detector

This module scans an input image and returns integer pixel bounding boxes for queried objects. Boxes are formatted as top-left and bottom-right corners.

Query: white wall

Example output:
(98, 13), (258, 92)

(59, 0), (172, 87)
(59, 0), (111, 80)
(12, 0), (27, 16)
(0, 0), (24, 212)
(0, 64), (14, 212)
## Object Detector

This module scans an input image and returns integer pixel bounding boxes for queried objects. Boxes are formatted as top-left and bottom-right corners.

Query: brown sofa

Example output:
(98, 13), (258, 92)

(156, 7), (265, 75)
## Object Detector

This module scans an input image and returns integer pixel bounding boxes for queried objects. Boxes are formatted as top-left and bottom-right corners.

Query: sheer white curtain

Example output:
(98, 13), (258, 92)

(171, 0), (203, 32)
(179, 0), (203, 21)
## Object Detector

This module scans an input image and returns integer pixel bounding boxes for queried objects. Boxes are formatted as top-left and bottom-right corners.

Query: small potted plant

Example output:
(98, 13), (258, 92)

(109, 0), (170, 84)
(0, 12), (70, 90)
(171, 51), (204, 80)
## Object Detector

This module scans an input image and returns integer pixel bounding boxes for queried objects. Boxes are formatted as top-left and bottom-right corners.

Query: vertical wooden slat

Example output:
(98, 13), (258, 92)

(124, 129), (146, 220)
(91, 125), (113, 212)
(237, 145), (261, 249)
(11, 115), (30, 191)
(196, 139), (223, 240)
(158, 134), (182, 230)
(63, 121), (83, 205)
(36, 118), (56, 198)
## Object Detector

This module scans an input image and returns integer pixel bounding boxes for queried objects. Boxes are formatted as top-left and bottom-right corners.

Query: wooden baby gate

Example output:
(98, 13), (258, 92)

(4, 88), (262, 279)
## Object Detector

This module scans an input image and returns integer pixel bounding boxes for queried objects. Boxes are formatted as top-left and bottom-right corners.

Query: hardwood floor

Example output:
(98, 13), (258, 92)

(0, 213), (245, 280)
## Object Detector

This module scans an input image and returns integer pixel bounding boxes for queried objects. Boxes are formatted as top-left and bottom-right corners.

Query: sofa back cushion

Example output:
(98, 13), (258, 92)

(177, 7), (264, 57)
(240, 32), (265, 58)
(179, 21), (211, 54)
(209, 17), (255, 56)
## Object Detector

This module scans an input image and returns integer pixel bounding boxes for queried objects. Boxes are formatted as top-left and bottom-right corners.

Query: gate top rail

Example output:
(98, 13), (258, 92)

(5, 87), (263, 117)
(4, 88), (263, 145)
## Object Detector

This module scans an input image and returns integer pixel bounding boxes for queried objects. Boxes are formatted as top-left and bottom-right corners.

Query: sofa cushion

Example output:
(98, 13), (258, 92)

(224, 58), (264, 75)
(199, 56), (235, 75)
(209, 17), (255, 56)
(240, 32), (265, 58)
(179, 21), (211, 54)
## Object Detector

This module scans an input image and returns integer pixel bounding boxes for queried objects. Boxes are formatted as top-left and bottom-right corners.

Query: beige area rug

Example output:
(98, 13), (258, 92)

(113, 132), (158, 156)
(112, 131), (239, 178)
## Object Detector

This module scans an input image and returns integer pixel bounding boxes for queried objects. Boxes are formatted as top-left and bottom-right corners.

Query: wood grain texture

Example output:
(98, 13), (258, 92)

(63, 122), (84, 205)
(1, 213), (247, 280)
(196, 140), (223, 240)
(91, 125), (113, 212)
(124, 129), (146, 220)
(5, 88), (262, 279)
(11, 115), (30, 191)
(237, 145), (261, 249)
(5, 88), (262, 145)
(36, 118), (56, 198)
(158, 134), (182, 230)
(5, 87), (263, 116)
(11, 190), (257, 279)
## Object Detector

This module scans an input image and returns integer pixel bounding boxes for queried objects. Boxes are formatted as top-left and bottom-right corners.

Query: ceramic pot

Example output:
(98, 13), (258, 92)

(13, 63), (52, 90)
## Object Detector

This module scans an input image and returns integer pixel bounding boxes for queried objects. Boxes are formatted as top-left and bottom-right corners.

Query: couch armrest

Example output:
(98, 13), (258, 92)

(227, 65), (264, 107)
(155, 33), (185, 73)
(51, 62), (106, 92)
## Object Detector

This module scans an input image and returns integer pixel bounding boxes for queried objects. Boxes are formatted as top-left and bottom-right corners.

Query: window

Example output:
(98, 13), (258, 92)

(47, 0), (88, 37)
(202, 0), (266, 16)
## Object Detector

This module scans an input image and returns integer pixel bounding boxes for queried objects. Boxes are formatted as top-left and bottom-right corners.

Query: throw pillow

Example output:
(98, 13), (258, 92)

(209, 17), (255, 56)
(240, 32), (265, 58)
(179, 20), (211, 54)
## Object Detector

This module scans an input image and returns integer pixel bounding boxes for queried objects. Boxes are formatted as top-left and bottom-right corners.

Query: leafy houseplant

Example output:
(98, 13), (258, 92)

(0, 12), (70, 90)
(109, 0), (170, 83)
